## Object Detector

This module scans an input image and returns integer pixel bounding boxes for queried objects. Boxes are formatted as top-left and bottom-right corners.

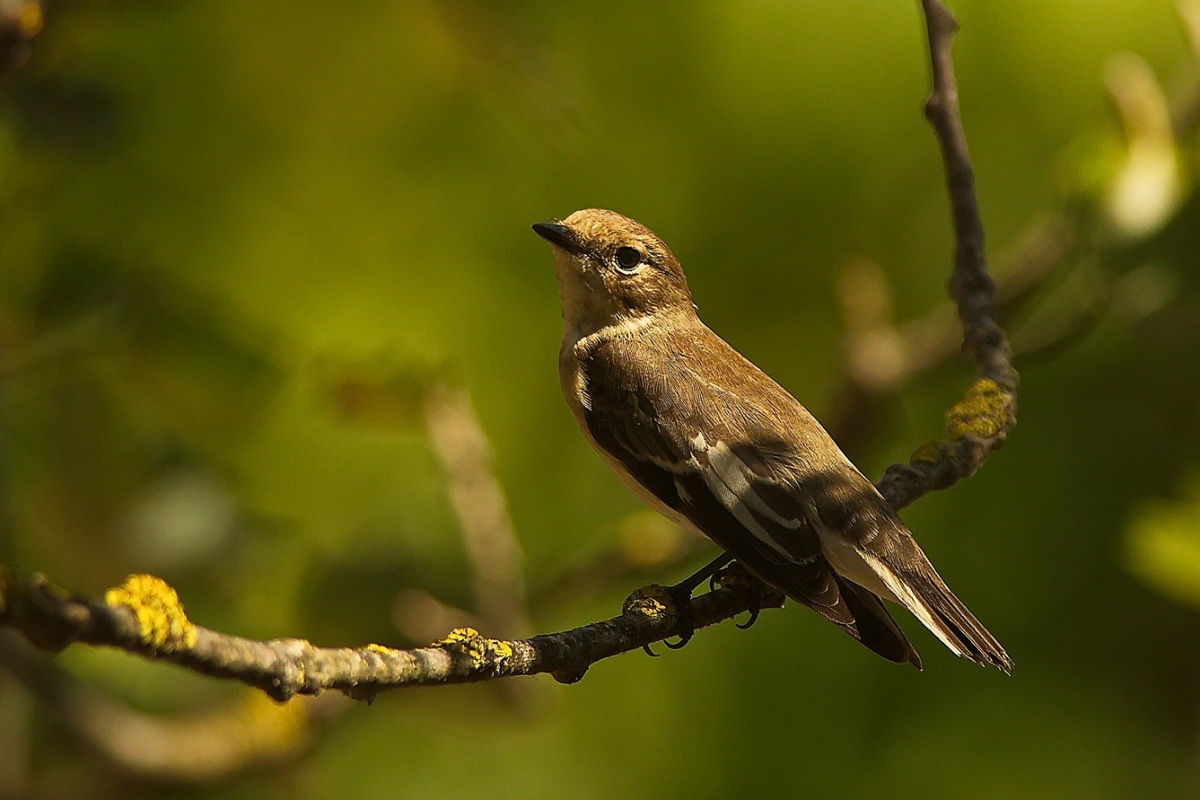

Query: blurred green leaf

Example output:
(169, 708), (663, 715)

(1126, 472), (1200, 610)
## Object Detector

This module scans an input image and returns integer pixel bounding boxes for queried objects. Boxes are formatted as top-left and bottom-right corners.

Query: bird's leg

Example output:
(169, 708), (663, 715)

(678, 552), (737, 595)
(645, 552), (735, 654)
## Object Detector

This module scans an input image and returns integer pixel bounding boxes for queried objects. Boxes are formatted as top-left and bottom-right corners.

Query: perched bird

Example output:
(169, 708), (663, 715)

(533, 208), (1012, 673)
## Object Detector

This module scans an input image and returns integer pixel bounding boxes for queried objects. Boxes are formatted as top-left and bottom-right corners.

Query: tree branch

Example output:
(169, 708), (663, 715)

(873, 0), (1018, 511)
(0, 567), (778, 701)
(0, 634), (320, 783)
(829, 211), (1075, 457)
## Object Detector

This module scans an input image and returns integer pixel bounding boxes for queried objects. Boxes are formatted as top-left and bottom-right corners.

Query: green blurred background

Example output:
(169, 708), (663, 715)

(2, 0), (1200, 797)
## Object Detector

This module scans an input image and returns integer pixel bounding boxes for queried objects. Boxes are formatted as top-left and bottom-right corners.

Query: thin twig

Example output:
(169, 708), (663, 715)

(422, 383), (533, 639)
(829, 211), (1076, 457)
(871, 0), (1018, 511)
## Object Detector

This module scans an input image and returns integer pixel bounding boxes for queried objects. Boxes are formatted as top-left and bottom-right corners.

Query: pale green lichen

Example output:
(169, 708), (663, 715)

(104, 574), (197, 651)
(945, 378), (1010, 441)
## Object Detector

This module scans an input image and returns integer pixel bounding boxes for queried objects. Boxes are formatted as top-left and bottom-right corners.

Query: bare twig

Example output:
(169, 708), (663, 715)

(829, 211), (1076, 456)
(833, 0), (1200, 468)
(422, 383), (533, 639)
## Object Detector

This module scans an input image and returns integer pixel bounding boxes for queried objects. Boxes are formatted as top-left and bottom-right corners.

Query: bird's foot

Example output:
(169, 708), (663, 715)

(709, 561), (769, 631)
(630, 552), (737, 656)
(662, 552), (737, 651)
(661, 581), (700, 650)
(736, 585), (764, 630)
(629, 581), (698, 656)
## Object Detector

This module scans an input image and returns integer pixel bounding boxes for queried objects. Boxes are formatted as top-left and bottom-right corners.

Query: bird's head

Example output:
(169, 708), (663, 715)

(533, 209), (693, 339)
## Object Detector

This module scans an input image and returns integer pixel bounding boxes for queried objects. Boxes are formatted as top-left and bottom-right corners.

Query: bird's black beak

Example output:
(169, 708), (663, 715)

(532, 221), (587, 256)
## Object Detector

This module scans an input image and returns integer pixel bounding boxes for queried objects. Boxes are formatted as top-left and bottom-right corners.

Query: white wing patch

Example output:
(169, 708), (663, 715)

(690, 433), (799, 561)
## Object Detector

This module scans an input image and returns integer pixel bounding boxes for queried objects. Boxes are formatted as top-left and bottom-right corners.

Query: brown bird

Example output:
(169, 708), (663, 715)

(533, 208), (1012, 673)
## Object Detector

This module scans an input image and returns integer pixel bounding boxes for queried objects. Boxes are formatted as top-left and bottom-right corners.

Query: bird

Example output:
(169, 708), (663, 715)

(532, 208), (1012, 673)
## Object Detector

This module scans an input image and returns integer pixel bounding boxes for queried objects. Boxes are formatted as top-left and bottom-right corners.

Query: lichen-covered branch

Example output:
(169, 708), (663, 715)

(834, 2), (1199, 474)
(829, 211), (1077, 457)
(0, 566), (777, 701)
(873, 0), (1019, 511)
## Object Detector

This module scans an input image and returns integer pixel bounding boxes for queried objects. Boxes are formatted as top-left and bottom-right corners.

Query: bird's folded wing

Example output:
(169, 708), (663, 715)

(578, 341), (919, 665)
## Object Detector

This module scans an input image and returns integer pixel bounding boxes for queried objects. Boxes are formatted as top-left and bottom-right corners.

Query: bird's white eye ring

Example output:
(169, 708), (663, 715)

(614, 246), (643, 273)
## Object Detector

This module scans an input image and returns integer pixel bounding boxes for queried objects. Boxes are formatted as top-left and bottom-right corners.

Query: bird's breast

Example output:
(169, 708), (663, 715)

(558, 344), (590, 424)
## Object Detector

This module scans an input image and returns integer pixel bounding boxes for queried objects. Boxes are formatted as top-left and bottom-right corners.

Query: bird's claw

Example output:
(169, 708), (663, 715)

(662, 582), (698, 649)
(735, 578), (764, 630)
(736, 607), (761, 630)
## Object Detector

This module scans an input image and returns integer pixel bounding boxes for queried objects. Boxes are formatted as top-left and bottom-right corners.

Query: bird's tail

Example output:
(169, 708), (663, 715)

(836, 577), (924, 670)
(874, 557), (1013, 675)
(744, 555), (924, 669)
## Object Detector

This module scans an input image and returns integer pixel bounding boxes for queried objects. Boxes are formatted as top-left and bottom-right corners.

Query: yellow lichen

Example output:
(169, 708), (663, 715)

(487, 639), (514, 660)
(945, 378), (1010, 441)
(365, 643), (394, 655)
(434, 627), (513, 668)
(104, 574), (197, 651)
(622, 584), (674, 619)
(908, 440), (944, 465)
(436, 626), (480, 647)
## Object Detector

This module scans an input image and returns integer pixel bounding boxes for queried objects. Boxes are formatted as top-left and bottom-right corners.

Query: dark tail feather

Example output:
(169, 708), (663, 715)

(838, 577), (923, 669)
(911, 573), (1013, 675)
(742, 556), (922, 669)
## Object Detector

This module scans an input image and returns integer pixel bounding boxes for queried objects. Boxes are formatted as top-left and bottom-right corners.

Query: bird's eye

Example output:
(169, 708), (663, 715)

(614, 246), (643, 273)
